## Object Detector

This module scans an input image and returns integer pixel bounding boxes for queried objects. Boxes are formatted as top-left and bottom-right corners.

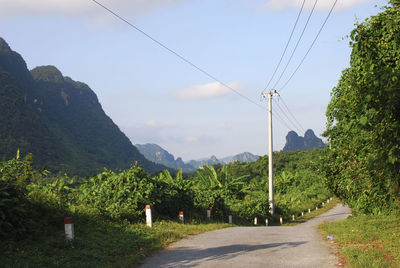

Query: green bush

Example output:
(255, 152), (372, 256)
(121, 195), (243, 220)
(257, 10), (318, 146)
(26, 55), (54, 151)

(0, 153), (34, 237)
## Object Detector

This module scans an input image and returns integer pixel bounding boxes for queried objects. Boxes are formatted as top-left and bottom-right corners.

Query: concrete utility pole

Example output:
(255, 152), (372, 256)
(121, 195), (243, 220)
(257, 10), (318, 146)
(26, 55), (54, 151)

(262, 90), (279, 215)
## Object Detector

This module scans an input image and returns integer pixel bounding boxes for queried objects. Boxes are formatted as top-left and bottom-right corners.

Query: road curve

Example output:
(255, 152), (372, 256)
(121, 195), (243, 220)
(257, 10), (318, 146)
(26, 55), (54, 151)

(140, 204), (351, 268)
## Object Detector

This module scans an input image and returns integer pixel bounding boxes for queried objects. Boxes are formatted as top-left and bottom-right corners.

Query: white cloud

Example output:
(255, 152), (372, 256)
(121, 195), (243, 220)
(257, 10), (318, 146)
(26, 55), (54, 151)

(0, 0), (189, 21)
(264, 0), (370, 12)
(216, 122), (231, 129)
(172, 81), (239, 101)
(145, 119), (175, 128)
(145, 119), (157, 127)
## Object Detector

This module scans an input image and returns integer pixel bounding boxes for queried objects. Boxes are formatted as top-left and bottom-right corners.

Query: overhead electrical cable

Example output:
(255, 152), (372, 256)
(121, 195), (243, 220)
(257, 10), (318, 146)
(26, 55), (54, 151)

(272, 113), (293, 132)
(271, 0), (318, 90)
(261, 0), (306, 94)
(273, 99), (304, 135)
(90, 0), (265, 110)
(279, 96), (306, 133)
(278, 0), (338, 92)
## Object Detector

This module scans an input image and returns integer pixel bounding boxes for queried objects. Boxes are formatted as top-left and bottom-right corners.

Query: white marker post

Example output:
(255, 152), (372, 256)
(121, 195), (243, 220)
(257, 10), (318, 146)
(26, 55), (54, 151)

(316, 206), (319, 210)
(280, 216), (283, 225)
(330, 197), (333, 201)
(292, 214), (295, 221)
(179, 211), (184, 223)
(322, 202), (325, 207)
(254, 217), (258, 225)
(64, 217), (74, 242)
(265, 218), (269, 226)
(228, 214), (232, 224)
(308, 208), (311, 213)
(301, 211), (304, 217)
(327, 199), (330, 204)
(207, 208), (211, 219)
(146, 205), (152, 228)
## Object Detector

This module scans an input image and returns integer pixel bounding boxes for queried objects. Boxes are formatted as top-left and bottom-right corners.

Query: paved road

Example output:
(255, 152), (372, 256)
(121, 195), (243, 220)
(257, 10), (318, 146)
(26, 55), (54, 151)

(140, 204), (351, 268)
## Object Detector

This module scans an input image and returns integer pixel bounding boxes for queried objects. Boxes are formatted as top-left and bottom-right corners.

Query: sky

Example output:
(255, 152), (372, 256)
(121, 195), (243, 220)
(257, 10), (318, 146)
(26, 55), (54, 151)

(0, 0), (384, 161)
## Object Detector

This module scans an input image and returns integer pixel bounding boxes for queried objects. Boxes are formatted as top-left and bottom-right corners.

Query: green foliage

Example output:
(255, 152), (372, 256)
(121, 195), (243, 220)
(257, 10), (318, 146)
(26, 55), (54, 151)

(150, 169), (198, 219)
(322, 3), (400, 214)
(78, 166), (198, 222)
(78, 166), (152, 221)
(0, 152), (37, 236)
(225, 149), (330, 220)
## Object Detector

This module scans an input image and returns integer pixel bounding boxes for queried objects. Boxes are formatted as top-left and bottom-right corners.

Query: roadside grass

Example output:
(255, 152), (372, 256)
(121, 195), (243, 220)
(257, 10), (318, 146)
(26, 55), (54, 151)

(320, 214), (400, 268)
(1, 217), (232, 268)
(280, 198), (340, 226)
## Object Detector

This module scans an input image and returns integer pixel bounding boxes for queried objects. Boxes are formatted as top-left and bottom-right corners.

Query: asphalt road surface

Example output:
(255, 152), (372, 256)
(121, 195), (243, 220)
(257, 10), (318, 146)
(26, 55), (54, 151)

(140, 204), (351, 268)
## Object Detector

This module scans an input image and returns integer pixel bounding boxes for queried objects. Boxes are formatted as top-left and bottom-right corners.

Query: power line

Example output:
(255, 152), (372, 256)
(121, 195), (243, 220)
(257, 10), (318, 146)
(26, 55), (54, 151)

(278, 96), (306, 133)
(261, 0), (306, 94)
(273, 98), (304, 135)
(278, 0), (338, 92)
(272, 113), (293, 132)
(90, 0), (265, 110)
(272, 0), (318, 90)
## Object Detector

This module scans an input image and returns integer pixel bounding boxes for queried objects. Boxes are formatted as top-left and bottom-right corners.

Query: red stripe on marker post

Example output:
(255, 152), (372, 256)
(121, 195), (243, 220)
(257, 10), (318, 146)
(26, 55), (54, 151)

(64, 217), (73, 224)
(179, 211), (184, 223)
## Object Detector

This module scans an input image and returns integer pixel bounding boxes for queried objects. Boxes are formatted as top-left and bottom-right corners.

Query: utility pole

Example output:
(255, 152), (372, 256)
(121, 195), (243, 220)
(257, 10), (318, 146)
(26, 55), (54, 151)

(262, 90), (279, 215)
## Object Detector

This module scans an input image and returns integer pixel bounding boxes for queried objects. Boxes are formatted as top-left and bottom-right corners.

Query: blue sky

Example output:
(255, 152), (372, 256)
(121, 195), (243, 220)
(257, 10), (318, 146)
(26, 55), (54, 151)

(0, 0), (383, 161)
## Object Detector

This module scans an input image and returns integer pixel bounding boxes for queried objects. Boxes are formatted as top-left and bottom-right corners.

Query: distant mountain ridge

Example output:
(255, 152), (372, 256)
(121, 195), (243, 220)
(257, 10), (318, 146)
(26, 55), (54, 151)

(282, 129), (325, 152)
(0, 37), (167, 176)
(135, 144), (195, 172)
(136, 143), (259, 172)
(222, 152), (259, 163)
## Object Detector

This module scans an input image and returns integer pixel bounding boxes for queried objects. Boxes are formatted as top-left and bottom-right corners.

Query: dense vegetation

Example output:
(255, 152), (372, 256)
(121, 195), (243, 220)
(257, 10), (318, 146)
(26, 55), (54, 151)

(316, 2), (400, 267)
(320, 1), (400, 214)
(0, 38), (167, 176)
(0, 147), (330, 265)
(1, 148), (329, 233)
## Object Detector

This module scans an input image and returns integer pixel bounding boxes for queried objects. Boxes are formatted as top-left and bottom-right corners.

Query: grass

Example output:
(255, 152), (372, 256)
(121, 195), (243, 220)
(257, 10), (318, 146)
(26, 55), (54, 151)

(320, 213), (400, 268)
(0, 217), (233, 267)
(280, 197), (340, 226)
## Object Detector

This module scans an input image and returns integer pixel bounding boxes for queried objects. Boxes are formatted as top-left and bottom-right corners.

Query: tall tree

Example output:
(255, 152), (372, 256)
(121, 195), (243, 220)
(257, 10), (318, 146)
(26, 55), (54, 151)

(321, 2), (400, 214)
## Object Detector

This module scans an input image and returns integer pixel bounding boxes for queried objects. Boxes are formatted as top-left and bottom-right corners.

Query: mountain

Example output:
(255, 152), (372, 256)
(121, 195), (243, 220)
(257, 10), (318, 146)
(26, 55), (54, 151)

(136, 143), (195, 172)
(221, 152), (259, 163)
(136, 143), (259, 171)
(231, 152), (259, 163)
(0, 37), (167, 176)
(188, 155), (224, 170)
(282, 129), (325, 152)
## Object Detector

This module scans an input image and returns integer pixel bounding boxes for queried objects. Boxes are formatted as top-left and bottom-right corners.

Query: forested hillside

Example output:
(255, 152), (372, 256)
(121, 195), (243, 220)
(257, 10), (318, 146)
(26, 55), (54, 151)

(0, 38), (166, 176)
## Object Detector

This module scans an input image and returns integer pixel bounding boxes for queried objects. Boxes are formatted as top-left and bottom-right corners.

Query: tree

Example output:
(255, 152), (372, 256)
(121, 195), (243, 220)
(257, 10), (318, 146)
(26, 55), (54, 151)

(321, 2), (400, 214)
